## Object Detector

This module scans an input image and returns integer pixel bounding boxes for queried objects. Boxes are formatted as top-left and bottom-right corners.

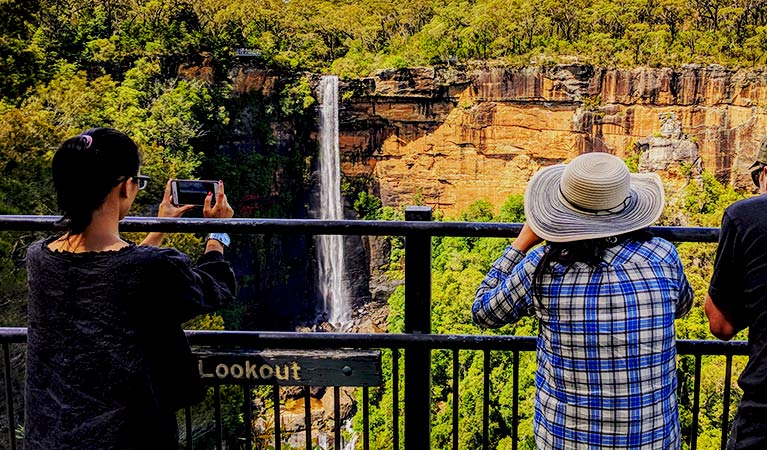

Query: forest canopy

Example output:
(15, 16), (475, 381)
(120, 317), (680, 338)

(5, 0), (767, 101)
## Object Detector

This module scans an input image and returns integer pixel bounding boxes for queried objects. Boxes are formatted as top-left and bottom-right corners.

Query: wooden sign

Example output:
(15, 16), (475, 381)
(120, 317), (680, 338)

(195, 348), (382, 387)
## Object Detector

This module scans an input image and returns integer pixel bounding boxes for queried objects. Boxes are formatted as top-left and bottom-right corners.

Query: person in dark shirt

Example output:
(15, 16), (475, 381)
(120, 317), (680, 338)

(706, 139), (767, 450)
(24, 127), (236, 449)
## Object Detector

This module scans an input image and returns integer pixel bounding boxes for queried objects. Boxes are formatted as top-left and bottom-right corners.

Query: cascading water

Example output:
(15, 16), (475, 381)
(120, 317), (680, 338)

(308, 76), (359, 450)
(316, 75), (350, 325)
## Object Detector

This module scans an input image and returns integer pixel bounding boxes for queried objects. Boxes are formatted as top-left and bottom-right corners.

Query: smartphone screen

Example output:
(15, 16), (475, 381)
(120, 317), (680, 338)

(171, 179), (218, 206)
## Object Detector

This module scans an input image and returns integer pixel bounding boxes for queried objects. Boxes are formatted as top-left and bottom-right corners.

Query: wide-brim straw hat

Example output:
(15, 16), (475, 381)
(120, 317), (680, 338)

(524, 152), (665, 243)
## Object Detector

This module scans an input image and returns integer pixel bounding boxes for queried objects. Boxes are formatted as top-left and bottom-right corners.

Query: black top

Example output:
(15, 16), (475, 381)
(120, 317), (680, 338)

(25, 238), (236, 450)
(710, 195), (767, 410)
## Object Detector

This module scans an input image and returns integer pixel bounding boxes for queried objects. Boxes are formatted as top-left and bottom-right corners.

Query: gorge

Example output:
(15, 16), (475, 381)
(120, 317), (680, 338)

(194, 61), (767, 341)
(227, 63), (766, 218)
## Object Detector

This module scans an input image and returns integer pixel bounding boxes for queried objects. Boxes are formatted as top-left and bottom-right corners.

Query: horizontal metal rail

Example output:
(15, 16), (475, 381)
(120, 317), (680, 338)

(1, 327), (749, 450)
(0, 328), (748, 354)
(0, 215), (720, 241)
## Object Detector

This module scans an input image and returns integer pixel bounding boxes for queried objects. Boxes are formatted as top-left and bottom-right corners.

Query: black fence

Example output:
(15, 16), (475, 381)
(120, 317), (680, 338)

(0, 213), (749, 450)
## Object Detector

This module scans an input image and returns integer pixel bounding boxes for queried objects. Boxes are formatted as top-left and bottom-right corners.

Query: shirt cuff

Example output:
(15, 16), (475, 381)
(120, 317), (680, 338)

(199, 250), (225, 264)
(494, 245), (527, 275)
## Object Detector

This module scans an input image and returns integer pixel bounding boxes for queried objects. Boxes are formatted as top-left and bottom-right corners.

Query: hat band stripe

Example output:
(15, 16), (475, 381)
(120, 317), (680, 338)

(558, 186), (631, 216)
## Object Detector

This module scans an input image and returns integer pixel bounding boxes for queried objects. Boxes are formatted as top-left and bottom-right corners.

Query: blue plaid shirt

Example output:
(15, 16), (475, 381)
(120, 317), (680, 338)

(473, 238), (693, 449)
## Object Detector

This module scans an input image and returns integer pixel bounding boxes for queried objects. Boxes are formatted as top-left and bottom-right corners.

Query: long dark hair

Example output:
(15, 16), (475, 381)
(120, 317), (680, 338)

(531, 229), (653, 309)
(52, 128), (141, 235)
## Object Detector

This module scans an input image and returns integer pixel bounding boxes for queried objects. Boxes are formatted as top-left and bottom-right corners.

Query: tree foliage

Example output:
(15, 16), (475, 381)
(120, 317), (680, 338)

(6, 0), (767, 94)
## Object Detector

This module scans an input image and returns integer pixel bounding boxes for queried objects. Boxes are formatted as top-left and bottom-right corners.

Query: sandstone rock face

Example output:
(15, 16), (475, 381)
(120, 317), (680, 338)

(221, 64), (767, 217)
(228, 66), (280, 96)
(637, 112), (700, 172)
(330, 64), (767, 216)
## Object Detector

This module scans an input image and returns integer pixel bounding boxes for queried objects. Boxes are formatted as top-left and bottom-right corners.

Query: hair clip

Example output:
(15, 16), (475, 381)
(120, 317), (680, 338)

(81, 134), (93, 148)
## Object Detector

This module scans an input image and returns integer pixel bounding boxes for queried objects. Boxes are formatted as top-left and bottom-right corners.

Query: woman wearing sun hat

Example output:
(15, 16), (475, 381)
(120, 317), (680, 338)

(473, 152), (693, 449)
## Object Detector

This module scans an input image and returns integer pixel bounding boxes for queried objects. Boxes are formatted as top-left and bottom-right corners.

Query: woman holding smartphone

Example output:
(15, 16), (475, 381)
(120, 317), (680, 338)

(24, 128), (235, 449)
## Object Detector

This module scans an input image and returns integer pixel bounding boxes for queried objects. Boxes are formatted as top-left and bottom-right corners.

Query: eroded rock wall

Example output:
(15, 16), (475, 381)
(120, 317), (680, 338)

(333, 64), (767, 217)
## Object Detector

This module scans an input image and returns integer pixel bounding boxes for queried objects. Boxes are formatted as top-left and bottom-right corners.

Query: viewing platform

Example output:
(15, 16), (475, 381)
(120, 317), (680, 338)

(0, 213), (747, 450)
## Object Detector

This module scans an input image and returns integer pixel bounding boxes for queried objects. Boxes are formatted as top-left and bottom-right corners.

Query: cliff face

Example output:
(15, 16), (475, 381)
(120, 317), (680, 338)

(335, 64), (767, 216)
(221, 64), (767, 325)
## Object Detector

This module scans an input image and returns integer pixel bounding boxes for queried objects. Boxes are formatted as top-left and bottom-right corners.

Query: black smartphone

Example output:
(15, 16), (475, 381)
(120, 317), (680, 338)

(170, 179), (218, 206)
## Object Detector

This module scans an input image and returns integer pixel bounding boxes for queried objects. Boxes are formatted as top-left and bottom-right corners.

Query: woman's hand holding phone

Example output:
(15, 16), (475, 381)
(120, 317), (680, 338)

(203, 181), (234, 253)
(139, 180), (201, 247)
(203, 181), (233, 219)
(140, 179), (233, 249)
(160, 180), (195, 218)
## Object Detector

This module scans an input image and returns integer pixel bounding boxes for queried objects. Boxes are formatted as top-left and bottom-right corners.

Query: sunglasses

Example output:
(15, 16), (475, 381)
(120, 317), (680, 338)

(752, 166), (764, 188)
(131, 175), (151, 190)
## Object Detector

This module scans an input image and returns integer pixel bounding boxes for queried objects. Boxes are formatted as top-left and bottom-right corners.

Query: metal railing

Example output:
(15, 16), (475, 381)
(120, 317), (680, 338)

(0, 213), (748, 450)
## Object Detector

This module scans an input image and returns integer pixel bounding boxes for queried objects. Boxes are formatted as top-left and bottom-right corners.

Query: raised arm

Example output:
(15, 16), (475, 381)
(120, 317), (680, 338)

(201, 180), (234, 254)
(472, 223), (542, 328)
(154, 248), (236, 324)
(148, 180), (236, 322)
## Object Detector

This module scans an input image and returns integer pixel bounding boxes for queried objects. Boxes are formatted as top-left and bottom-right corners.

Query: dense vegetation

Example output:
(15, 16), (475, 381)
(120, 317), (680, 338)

(6, 0), (767, 100)
(0, 0), (763, 449)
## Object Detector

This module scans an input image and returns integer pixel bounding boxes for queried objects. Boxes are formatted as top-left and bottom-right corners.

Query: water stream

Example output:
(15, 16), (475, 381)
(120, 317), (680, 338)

(316, 75), (350, 325)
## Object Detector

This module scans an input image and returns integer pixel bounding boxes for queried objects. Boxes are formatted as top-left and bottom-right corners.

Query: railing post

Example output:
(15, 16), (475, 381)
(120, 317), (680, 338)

(404, 206), (432, 449)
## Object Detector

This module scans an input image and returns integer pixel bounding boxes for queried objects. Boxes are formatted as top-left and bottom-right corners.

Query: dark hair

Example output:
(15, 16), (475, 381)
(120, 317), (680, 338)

(52, 128), (141, 235)
(531, 229), (654, 309)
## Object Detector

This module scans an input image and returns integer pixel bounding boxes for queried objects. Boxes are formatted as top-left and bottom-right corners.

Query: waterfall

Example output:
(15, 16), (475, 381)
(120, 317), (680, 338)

(316, 75), (350, 325)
